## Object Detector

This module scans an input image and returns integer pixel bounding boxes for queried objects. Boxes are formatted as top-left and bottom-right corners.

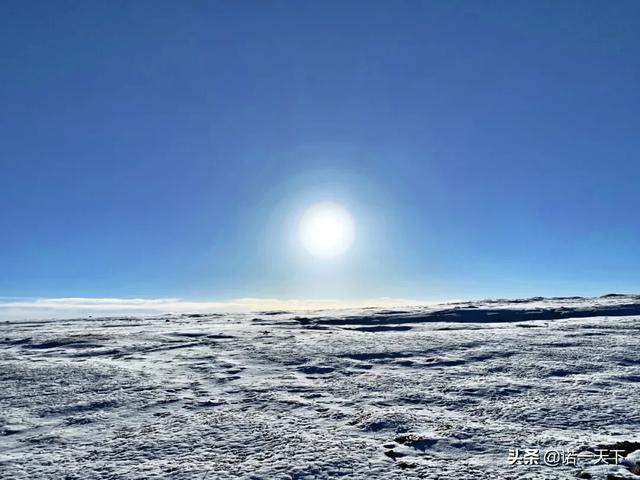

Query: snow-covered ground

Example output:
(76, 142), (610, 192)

(1, 295), (640, 479)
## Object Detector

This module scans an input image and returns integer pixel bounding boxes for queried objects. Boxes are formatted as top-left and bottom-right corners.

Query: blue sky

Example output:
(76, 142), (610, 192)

(2, 1), (639, 311)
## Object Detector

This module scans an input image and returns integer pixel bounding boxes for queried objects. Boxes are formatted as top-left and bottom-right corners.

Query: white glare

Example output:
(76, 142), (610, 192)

(299, 202), (355, 258)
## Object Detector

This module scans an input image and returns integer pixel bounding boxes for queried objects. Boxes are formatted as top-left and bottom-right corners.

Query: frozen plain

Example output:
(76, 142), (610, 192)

(1, 295), (640, 480)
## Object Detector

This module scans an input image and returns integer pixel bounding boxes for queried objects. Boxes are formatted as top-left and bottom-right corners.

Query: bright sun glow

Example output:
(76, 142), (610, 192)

(299, 202), (355, 258)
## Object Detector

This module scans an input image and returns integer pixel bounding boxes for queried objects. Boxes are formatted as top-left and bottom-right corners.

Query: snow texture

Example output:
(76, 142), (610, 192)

(1, 294), (640, 479)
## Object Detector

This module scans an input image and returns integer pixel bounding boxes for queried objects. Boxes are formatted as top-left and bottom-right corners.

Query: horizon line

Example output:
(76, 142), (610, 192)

(1, 292), (637, 322)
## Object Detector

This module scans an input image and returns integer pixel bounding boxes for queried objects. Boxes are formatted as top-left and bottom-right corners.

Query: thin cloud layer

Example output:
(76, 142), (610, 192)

(0, 297), (432, 321)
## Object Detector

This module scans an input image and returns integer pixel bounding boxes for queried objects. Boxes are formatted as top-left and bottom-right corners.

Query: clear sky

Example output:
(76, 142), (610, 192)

(2, 1), (639, 311)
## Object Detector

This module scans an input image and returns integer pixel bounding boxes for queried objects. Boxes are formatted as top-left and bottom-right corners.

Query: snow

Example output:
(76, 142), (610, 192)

(1, 295), (640, 479)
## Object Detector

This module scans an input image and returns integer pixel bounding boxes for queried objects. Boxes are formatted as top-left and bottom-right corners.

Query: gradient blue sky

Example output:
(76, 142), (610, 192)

(2, 0), (639, 306)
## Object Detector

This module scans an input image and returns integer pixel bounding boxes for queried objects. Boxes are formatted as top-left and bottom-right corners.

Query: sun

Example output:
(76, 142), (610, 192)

(299, 202), (355, 258)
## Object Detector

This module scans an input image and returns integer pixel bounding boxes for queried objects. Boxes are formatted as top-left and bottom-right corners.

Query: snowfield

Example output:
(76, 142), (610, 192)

(1, 295), (640, 479)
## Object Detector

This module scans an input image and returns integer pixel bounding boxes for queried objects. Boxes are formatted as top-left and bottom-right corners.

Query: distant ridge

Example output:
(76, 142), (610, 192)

(294, 294), (640, 326)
